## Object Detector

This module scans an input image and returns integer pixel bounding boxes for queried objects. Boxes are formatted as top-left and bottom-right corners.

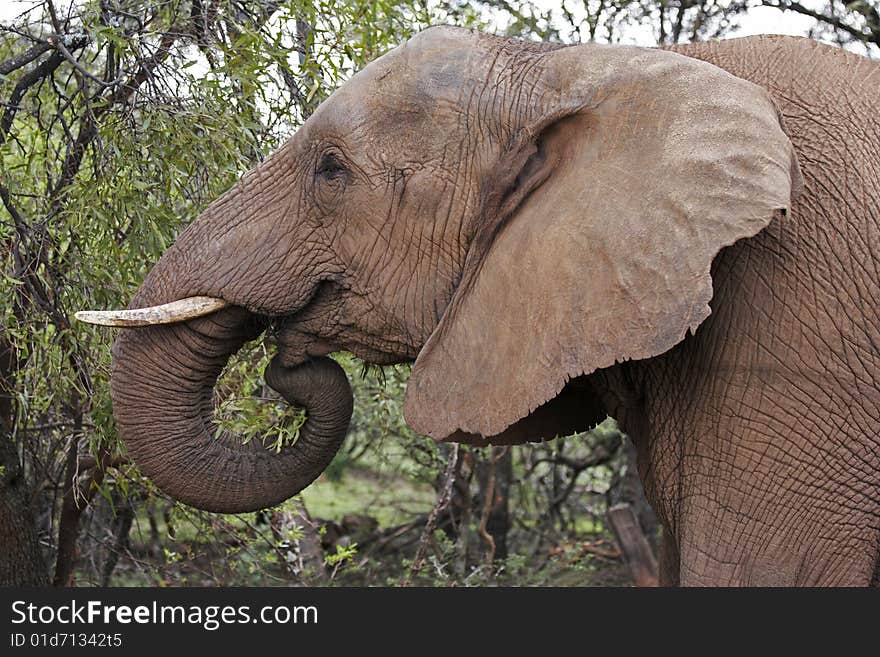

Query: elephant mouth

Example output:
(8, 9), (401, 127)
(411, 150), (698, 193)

(269, 282), (417, 367)
(271, 312), (408, 368)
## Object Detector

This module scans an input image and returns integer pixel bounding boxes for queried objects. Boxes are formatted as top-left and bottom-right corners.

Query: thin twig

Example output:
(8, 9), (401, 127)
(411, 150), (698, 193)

(478, 447), (504, 566)
(51, 37), (125, 88)
(407, 444), (459, 582)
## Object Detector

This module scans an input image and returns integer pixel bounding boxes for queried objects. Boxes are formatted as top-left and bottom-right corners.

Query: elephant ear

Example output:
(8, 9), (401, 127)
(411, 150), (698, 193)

(404, 43), (802, 440)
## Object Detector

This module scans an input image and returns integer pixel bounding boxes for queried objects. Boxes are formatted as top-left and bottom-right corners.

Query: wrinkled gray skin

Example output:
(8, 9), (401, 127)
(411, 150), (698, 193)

(111, 28), (880, 586)
(647, 40), (880, 586)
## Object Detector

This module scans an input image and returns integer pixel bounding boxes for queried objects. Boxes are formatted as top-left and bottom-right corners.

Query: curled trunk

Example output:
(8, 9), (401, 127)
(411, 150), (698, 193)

(111, 307), (352, 513)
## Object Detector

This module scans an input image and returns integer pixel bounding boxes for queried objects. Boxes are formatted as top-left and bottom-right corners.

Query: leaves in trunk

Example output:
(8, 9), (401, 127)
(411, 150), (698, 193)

(211, 338), (307, 453)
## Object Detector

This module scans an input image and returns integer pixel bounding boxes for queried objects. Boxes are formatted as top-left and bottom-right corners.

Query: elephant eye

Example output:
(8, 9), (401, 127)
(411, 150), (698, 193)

(316, 152), (347, 181)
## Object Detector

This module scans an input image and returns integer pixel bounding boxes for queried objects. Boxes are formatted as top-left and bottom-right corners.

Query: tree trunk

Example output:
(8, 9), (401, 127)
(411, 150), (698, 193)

(607, 503), (659, 587)
(0, 438), (47, 585)
(270, 498), (327, 584)
(609, 437), (658, 550)
(0, 337), (48, 585)
(101, 496), (135, 586)
(476, 446), (512, 563)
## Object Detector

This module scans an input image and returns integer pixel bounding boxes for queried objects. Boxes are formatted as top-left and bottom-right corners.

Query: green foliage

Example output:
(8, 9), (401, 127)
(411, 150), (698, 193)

(212, 340), (308, 452)
(1, 0), (485, 473)
(5, 0), (869, 587)
(0, 0), (482, 586)
(325, 542), (358, 567)
(301, 461), (436, 526)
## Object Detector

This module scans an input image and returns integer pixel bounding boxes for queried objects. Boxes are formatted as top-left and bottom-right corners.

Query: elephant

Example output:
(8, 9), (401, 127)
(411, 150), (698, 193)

(78, 27), (880, 586)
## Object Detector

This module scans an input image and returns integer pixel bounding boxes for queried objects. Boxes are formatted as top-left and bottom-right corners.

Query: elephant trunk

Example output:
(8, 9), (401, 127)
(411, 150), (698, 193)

(110, 306), (353, 513)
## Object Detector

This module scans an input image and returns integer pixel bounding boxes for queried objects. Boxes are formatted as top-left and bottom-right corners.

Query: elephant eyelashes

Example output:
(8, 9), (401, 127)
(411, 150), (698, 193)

(315, 152), (348, 182)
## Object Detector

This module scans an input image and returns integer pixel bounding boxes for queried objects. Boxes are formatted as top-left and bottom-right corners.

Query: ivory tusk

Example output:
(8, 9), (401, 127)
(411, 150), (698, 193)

(74, 296), (229, 327)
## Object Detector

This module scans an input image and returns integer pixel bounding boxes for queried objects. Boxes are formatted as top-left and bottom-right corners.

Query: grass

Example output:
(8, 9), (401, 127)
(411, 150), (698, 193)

(301, 464), (436, 527)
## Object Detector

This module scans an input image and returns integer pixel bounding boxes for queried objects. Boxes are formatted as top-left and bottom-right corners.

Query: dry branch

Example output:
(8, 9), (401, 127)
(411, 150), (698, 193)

(607, 503), (659, 587)
(407, 444), (460, 582)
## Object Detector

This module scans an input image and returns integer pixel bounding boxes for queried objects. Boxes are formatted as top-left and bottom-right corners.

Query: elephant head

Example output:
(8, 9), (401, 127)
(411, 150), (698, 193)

(80, 27), (800, 513)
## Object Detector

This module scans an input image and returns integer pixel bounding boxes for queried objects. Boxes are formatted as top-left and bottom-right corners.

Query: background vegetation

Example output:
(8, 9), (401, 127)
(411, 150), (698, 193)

(1, 0), (876, 587)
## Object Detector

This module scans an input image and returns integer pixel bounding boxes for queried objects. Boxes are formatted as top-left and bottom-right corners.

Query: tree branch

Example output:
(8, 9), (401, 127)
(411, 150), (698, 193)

(51, 31), (180, 202)
(407, 444), (460, 582)
(763, 0), (880, 46)
(0, 41), (53, 76)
